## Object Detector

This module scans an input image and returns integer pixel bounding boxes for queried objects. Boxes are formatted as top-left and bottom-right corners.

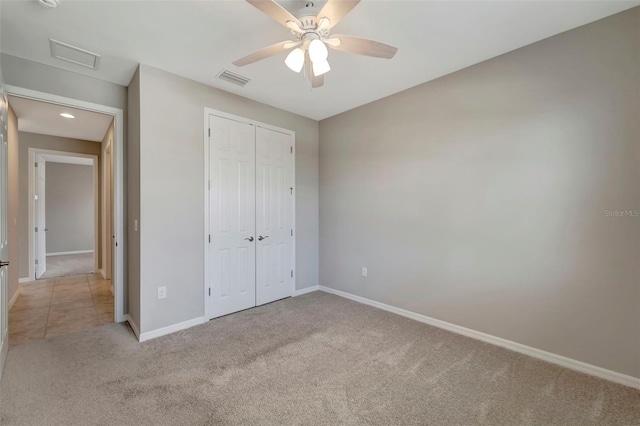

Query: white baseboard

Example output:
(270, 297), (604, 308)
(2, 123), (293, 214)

(96, 269), (105, 279)
(8, 287), (20, 310)
(19, 277), (34, 284)
(125, 314), (140, 340)
(319, 286), (640, 390)
(293, 285), (319, 297)
(138, 317), (205, 343)
(46, 250), (94, 257)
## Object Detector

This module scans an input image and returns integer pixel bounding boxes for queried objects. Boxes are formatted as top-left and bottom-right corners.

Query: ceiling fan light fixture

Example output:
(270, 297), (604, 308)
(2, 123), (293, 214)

(308, 39), (328, 63)
(312, 59), (330, 77)
(285, 48), (305, 73)
(237, 0), (397, 88)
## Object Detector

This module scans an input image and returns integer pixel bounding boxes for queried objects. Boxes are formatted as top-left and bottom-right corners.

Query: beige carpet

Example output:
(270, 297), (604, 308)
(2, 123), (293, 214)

(40, 253), (94, 279)
(0, 292), (638, 425)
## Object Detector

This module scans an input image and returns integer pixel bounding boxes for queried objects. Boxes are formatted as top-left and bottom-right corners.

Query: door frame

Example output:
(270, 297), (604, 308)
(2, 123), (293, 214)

(7, 85), (125, 323)
(28, 149), (99, 278)
(102, 139), (112, 281)
(203, 108), (296, 320)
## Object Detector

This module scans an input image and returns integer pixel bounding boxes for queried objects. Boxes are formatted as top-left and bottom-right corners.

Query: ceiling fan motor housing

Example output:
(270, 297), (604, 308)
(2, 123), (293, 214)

(290, 15), (330, 39)
(291, 2), (330, 38)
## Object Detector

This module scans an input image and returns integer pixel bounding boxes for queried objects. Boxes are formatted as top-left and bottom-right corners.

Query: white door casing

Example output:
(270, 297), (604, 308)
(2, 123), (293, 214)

(255, 127), (294, 306)
(103, 140), (113, 280)
(208, 114), (257, 318)
(34, 155), (46, 278)
(0, 88), (9, 378)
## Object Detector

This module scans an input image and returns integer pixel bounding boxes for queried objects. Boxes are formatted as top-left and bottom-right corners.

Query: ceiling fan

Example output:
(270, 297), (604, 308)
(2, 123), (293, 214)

(232, 0), (398, 88)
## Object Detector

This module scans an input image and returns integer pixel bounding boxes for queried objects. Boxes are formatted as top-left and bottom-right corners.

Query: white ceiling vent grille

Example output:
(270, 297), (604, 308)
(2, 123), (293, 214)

(50, 39), (101, 70)
(217, 69), (250, 87)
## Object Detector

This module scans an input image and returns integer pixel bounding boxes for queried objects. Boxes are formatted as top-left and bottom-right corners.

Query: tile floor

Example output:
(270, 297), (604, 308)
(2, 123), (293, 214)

(9, 273), (114, 346)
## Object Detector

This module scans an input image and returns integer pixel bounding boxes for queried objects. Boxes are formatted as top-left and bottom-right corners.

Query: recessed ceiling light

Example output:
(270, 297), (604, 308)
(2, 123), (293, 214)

(60, 113), (75, 119)
(38, 0), (60, 8)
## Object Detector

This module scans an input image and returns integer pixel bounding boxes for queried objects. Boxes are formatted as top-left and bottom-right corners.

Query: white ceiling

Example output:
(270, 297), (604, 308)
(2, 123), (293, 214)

(8, 95), (112, 142)
(1, 1), (638, 120)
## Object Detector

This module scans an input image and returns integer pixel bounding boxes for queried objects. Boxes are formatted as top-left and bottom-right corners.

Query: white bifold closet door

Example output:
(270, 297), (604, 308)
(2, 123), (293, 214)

(208, 114), (294, 319)
(209, 116), (257, 318)
(255, 127), (294, 306)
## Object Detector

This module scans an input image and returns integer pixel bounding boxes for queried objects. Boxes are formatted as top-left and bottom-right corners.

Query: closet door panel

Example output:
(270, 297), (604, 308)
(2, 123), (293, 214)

(208, 115), (256, 318)
(255, 126), (293, 306)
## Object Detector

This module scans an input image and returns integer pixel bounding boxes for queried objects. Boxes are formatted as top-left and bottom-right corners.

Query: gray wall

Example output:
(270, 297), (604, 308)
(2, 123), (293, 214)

(136, 64), (319, 333)
(127, 67), (141, 328)
(319, 9), (640, 378)
(18, 132), (101, 279)
(45, 163), (94, 254)
(1, 54), (126, 111)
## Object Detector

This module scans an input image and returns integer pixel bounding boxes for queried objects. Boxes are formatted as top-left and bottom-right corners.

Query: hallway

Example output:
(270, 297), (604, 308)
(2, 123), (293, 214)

(40, 253), (94, 280)
(8, 273), (113, 346)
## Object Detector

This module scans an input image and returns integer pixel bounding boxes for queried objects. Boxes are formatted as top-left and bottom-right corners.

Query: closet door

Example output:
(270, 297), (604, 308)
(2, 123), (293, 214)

(255, 127), (294, 306)
(208, 115), (256, 318)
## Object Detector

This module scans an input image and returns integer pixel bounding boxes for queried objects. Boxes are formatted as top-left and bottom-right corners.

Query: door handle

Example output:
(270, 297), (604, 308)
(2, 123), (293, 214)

(245, 236), (254, 242)
(44, 228), (49, 232)
(258, 235), (269, 241)
(0, 261), (9, 268)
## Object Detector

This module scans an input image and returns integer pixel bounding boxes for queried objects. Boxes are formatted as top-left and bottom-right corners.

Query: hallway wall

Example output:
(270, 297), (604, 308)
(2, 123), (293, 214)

(45, 163), (94, 254)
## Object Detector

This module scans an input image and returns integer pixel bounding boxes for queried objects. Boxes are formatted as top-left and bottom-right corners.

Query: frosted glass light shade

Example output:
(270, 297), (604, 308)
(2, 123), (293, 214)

(312, 59), (330, 76)
(308, 39), (328, 63)
(285, 48), (305, 73)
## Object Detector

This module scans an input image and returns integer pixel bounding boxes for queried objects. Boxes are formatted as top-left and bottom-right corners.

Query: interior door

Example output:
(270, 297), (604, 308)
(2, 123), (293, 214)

(0, 87), (9, 377)
(208, 115), (256, 318)
(34, 155), (46, 278)
(255, 126), (294, 306)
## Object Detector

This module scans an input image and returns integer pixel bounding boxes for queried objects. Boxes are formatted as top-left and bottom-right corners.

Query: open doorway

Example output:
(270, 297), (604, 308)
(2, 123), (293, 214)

(5, 93), (120, 345)
(29, 150), (99, 280)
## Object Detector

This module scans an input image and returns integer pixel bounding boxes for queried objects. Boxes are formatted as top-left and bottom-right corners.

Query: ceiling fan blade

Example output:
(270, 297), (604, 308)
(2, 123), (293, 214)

(311, 73), (324, 88)
(232, 41), (293, 67)
(327, 35), (397, 59)
(305, 50), (312, 81)
(246, 0), (302, 28)
(316, 0), (361, 29)
(304, 50), (324, 88)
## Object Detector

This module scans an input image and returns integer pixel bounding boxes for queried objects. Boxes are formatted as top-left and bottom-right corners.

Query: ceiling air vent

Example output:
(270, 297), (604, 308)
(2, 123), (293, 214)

(50, 39), (101, 70)
(217, 69), (250, 87)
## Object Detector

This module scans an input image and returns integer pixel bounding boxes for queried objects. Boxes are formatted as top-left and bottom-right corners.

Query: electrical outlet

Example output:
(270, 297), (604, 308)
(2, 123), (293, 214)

(362, 267), (368, 277)
(158, 286), (167, 299)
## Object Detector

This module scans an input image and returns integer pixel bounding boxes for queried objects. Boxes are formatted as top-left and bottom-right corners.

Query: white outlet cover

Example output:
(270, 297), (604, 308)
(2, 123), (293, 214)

(362, 267), (368, 277)
(158, 286), (167, 299)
